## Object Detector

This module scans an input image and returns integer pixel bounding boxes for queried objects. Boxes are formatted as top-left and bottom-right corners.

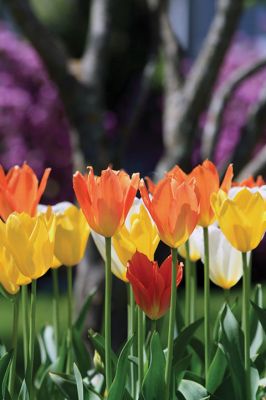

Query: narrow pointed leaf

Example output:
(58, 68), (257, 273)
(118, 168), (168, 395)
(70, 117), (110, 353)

(108, 337), (133, 400)
(142, 332), (166, 399)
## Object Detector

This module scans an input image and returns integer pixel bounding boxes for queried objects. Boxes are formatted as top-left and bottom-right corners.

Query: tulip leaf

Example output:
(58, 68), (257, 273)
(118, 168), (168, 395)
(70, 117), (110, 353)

(250, 367), (260, 400)
(74, 289), (97, 334)
(175, 354), (192, 388)
(88, 329), (117, 370)
(142, 332), (166, 400)
(73, 327), (91, 376)
(250, 285), (264, 359)
(177, 379), (210, 400)
(206, 344), (227, 393)
(74, 363), (84, 400)
(172, 318), (203, 366)
(0, 351), (13, 399)
(189, 337), (205, 361)
(108, 336), (133, 400)
(18, 379), (30, 400)
(49, 372), (78, 400)
(250, 301), (266, 334)
(219, 305), (245, 400)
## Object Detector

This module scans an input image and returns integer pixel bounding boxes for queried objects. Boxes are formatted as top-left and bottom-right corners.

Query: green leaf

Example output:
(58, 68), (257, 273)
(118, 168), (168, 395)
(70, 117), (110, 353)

(108, 337), (133, 400)
(74, 289), (97, 334)
(88, 330), (117, 371)
(175, 354), (192, 388)
(251, 367), (260, 400)
(250, 285), (264, 359)
(18, 380), (29, 400)
(172, 318), (203, 366)
(219, 305), (245, 400)
(73, 327), (91, 376)
(207, 344), (227, 393)
(177, 379), (210, 400)
(142, 332), (166, 400)
(0, 351), (13, 398)
(74, 363), (84, 400)
(49, 372), (78, 400)
(251, 301), (266, 333)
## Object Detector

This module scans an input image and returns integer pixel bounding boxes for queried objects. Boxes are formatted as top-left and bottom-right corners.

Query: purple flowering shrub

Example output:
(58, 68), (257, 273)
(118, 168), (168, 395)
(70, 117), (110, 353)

(207, 34), (266, 168)
(0, 23), (73, 203)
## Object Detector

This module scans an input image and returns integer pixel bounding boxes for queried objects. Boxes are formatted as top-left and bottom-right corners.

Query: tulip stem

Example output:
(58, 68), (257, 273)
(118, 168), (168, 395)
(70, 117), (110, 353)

(29, 279), (37, 399)
(242, 252), (251, 400)
(8, 293), (19, 398)
(185, 240), (192, 326)
(66, 267), (73, 374)
(203, 227), (211, 384)
(128, 285), (136, 399)
(105, 237), (112, 393)
(191, 262), (197, 323)
(137, 307), (144, 393)
(151, 319), (157, 334)
(21, 285), (29, 372)
(52, 269), (60, 355)
(165, 247), (177, 400)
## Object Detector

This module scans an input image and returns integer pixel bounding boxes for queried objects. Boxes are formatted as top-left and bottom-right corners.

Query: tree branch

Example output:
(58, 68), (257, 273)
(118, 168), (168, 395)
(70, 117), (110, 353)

(155, 0), (244, 177)
(6, 0), (109, 169)
(202, 58), (266, 160)
(225, 84), (266, 175)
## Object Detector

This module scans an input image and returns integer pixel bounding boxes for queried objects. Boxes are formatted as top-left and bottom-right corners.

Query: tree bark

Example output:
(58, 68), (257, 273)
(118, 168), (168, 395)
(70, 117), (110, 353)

(155, 0), (244, 177)
(201, 58), (266, 161)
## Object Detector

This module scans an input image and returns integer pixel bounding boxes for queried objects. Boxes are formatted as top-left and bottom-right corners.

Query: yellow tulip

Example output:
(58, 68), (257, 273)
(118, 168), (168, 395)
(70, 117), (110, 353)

(92, 200), (160, 281)
(211, 188), (266, 252)
(1, 212), (53, 280)
(112, 204), (160, 280)
(54, 205), (90, 267)
(39, 205), (61, 268)
(0, 242), (30, 294)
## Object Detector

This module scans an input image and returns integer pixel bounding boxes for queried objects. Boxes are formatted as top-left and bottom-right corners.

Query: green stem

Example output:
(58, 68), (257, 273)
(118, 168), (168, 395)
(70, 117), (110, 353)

(29, 280), (37, 400)
(105, 237), (112, 393)
(151, 319), (157, 335)
(21, 285), (29, 372)
(137, 307), (144, 392)
(224, 289), (230, 305)
(165, 247), (177, 400)
(52, 269), (60, 355)
(242, 252), (251, 400)
(8, 294), (19, 398)
(190, 262), (197, 322)
(185, 240), (192, 326)
(66, 267), (73, 374)
(128, 285), (136, 399)
(203, 227), (210, 384)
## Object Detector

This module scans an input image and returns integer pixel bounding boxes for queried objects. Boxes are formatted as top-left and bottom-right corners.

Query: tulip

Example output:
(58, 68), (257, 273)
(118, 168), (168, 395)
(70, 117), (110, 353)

(0, 244), (28, 295)
(92, 199), (159, 281)
(0, 163), (51, 221)
(232, 175), (265, 188)
(54, 205), (90, 267)
(189, 160), (233, 227)
(178, 227), (202, 262)
(73, 166), (140, 237)
(127, 251), (183, 320)
(211, 188), (266, 399)
(0, 212), (54, 280)
(140, 175), (199, 248)
(198, 226), (244, 289)
(211, 188), (266, 253)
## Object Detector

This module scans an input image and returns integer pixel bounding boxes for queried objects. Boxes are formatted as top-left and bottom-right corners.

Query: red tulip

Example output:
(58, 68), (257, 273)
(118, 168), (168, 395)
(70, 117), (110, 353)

(127, 251), (183, 320)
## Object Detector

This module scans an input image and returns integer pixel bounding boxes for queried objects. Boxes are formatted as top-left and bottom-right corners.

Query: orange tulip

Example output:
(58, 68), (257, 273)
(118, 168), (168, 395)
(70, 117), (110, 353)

(0, 163), (51, 221)
(232, 175), (265, 188)
(73, 166), (140, 237)
(126, 251), (183, 320)
(140, 175), (199, 248)
(189, 160), (233, 227)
